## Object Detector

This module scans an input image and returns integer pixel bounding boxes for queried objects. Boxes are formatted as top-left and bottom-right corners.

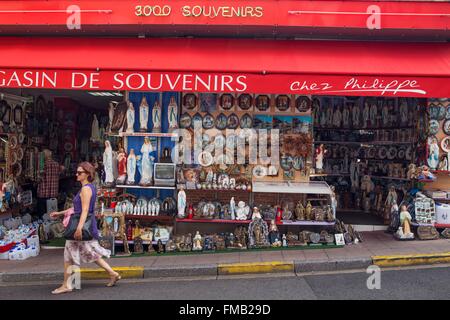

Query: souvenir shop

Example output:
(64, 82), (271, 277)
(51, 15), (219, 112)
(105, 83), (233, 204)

(0, 19), (448, 257)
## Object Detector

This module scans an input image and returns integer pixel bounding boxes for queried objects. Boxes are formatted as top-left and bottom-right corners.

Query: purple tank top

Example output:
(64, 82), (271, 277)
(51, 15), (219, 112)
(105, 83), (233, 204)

(73, 183), (99, 239)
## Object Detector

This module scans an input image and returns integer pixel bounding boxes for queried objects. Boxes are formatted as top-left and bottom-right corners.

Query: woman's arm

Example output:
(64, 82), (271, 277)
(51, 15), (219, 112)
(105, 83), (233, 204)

(74, 186), (92, 240)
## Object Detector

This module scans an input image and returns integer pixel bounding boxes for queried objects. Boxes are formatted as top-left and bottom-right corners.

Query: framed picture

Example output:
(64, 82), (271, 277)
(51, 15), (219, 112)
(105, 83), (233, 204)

(200, 93), (217, 113)
(276, 95), (291, 112)
(256, 95), (270, 112)
(295, 96), (311, 113)
(238, 94), (253, 111)
(182, 93), (198, 112)
(220, 94), (235, 111)
(335, 233), (345, 246)
(13, 104), (23, 127)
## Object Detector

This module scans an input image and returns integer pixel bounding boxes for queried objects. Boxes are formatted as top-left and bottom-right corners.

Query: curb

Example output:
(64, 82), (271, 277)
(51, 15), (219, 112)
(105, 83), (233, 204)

(294, 258), (372, 273)
(77, 267), (144, 280)
(372, 252), (450, 268)
(218, 261), (294, 275)
(144, 264), (217, 278)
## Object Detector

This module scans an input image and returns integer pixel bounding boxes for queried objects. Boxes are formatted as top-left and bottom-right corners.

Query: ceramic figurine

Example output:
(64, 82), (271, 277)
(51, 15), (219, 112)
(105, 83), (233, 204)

(103, 140), (115, 187)
(248, 216), (270, 248)
(427, 136), (440, 170)
(268, 220), (282, 247)
(168, 96), (178, 132)
(252, 207), (262, 220)
(362, 101), (370, 128)
(305, 202), (313, 220)
(126, 149), (137, 185)
(139, 96), (150, 132)
(315, 144), (325, 173)
(177, 186), (187, 218)
(91, 114), (101, 142)
(294, 201), (305, 221)
(230, 197), (236, 220)
(370, 102), (378, 127)
(139, 137), (154, 186)
(407, 163), (418, 180)
(396, 205), (414, 239)
(125, 101), (135, 133)
(342, 104), (350, 128)
(108, 102), (115, 133)
(152, 100), (161, 133)
(236, 201), (250, 220)
(282, 234), (288, 247)
(116, 148), (127, 185)
(352, 103), (360, 128)
(384, 186), (398, 225)
(192, 231), (203, 251)
(330, 185), (337, 220)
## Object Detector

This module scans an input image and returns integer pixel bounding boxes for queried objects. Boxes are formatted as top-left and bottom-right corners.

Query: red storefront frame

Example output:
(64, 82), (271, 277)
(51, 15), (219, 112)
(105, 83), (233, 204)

(0, 37), (449, 97)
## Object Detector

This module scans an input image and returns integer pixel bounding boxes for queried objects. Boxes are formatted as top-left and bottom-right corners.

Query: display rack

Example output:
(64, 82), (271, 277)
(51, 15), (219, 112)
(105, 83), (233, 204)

(109, 132), (178, 138)
(116, 185), (176, 190)
(252, 181), (333, 195)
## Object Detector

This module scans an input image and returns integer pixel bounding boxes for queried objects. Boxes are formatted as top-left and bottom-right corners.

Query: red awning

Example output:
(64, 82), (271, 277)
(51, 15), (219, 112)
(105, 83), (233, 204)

(0, 37), (448, 97)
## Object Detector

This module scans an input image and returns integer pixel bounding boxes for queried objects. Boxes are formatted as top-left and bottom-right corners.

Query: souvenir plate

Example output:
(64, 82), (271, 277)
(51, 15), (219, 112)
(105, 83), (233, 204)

(387, 147), (397, 160)
(198, 151), (214, 167)
(405, 146), (413, 161)
(238, 94), (252, 111)
(367, 147), (377, 159)
(255, 95), (270, 112)
(240, 113), (253, 129)
(429, 105), (439, 120)
(436, 104), (447, 121)
(253, 165), (267, 178)
(378, 146), (388, 159)
(446, 106), (450, 120)
(202, 113), (215, 129)
(276, 95), (291, 112)
(17, 147), (24, 161)
(9, 135), (18, 149)
(183, 93), (197, 110)
(192, 113), (203, 129)
(441, 136), (450, 153)
(429, 120), (440, 135)
(179, 113), (192, 129)
(280, 154), (293, 171)
(397, 148), (405, 160)
(18, 133), (25, 144)
(296, 96), (311, 112)
(443, 120), (450, 135)
(10, 151), (17, 165)
(215, 113), (228, 130)
(220, 94), (234, 110)
(292, 156), (304, 171)
(227, 113), (239, 129)
(13, 163), (22, 177)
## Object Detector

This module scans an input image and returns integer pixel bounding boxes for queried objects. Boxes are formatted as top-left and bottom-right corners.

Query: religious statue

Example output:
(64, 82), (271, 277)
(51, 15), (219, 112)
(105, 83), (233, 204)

(333, 106), (342, 127)
(108, 102), (115, 133)
(342, 104), (350, 128)
(125, 101), (135, 133)
(152, 100), (162, 133)
(252, 207), (262, 220)
(399, 100), (408, 126)
(352, 102), (360, 128)
(192, 231), (203, 251)
(139, 96), (150, 132)
(268, 220), (282, 247)
(133, 236), (144, 254)
(370, 103), (378, 127)
(138, 137), (154, 186)
(91, 114), (101, 142)
(126, 148), (137, 185)
(248, 215), (270, 248)
(294, 201), (305, 221)
(315, 144), (326, 173)
(168, 96), (178, 132)
(103, 140), (115, 187)
(396, 205), (414, 239)
(427, 137), (440, 170)
(230, 197), (236, 220)
(384, 186), (398, 225)
(407, 163), (418, 180)
(236, 201), (250, 220)
(362, 101), (370, 128)
(326, 103), (333, 127)
(438, 154), (449, 171)
(305, 201), (313, 220)
(382, 102), (389, 127)
(177, 186), (187, 218)
(330, 185), (337, 220)
(116, 147), (127, 185)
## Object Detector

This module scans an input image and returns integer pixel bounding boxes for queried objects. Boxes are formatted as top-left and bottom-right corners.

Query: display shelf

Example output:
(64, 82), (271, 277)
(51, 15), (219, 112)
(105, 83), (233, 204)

(280, 220), (335, 226)
(115, 185), (176, 190)
(252, 181), (333, 195)
(417, 179), (436, 183)
(431, 170), (450, 174)
(435, 223), (450, 228)
(324, 157), (412, 163)
(181, 188), (252, 193)
(125, 215), (174, 222)
(314, 126), (414, 131)
(314, 141), (415, 146)
(411, 222), (434, 227)
(176, 218), (276, 224)
(310, 173), (350, 177)
(368, 176), (410, 181)
(109, 132), (178, 138)
(114, 240), (165, 245)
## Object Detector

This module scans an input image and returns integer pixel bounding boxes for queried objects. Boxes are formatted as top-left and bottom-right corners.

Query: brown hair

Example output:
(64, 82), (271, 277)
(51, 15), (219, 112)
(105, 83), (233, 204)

(78, 162), (95, 183)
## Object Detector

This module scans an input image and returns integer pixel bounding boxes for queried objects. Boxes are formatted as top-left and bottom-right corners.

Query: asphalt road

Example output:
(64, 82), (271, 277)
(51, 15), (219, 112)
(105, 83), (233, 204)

(1, 265), (449, 300)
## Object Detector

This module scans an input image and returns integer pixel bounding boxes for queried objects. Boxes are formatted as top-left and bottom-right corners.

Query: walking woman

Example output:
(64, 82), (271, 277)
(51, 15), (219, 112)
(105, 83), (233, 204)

(50, 162), (120, 294)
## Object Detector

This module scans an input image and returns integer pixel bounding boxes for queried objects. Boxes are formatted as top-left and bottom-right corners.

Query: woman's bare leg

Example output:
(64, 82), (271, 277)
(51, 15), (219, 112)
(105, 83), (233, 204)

(95, 258), (121, 286)
(52, 262), (75, 294)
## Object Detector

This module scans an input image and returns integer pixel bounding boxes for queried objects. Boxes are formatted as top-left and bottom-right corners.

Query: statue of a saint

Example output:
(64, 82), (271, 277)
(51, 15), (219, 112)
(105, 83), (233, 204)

(125, 102), (135, 133)
(382, 102), (389, 127)
(139, 137), (154, 186)
(342, 104), (350, 128)
(370, 103), (378, 127)
(177, 186), (187, 218)
(152, 100), (161, 133)
(315, 144), (326, 172)
(230, 197), (236, 220)
(116, 148), (127, 185)
(427, 137), (440, 170)
(103, 140), (114, 187)
(352, 103), (360, 128)
(333, 106), (342, 127)
(362, 102), (370, 128)
(139, 96), (150, 132)
(91, 114), (101, 142)
(168, 96), (178, 132)
(126, 149), (137, 185)
(108, 102), (115, 133)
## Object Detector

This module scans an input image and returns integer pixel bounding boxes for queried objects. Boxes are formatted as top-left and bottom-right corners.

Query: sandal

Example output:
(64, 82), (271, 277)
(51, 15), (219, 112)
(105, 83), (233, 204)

(51, 287), (73, 295)
(106, 273), (121, 287)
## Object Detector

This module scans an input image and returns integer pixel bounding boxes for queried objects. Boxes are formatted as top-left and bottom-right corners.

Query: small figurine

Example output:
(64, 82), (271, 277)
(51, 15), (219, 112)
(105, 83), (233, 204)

(427, 136), (440, 170)
(236, 201), (250, 220)
(103, 140), (115, 187)
(268, 220), (282, 247)
(116, 147), (127, 185)
(252, 207), (262, 220)
(330, 185), (337, 220)
(294, 201), (305, 221)
(152, 100), (162, 133)
(282, 234), (288, 247)
(187, 204), (194, 219)
(125, 101), (135, 133)
(133, 236), (144, 254)
(230, 197), (236, 220)
(418, 165), (436, 181)
(275, 206), (282, 222)
(384, 186), (398, 225)
(168, 96), (178, 132)
(126, 149), (137, 185)
(192, 231), (203, 251)
(138, 137), (154, 186)
(395, 205), (414, 240)
(139, 96), (150, 132)
(305, 202), (313, 220)
(177, 186), (187, 218)
(407, 163), (418, 180)
(315, 144), (326, 173)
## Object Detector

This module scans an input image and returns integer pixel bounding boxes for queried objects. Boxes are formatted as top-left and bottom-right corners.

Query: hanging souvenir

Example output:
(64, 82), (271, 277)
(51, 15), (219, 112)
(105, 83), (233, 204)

(179, 112), (192, 129)
(429, 120), (440, 135)
(9, 135), (18, 149)
(215, 113), (228, 130)
(17, 147), (24, 161)
(198, 151), (214, 167)
(280, 154), (293, 171)
(13, 105), (23, 127)
(276, 95), (291, 112)
(253, 165), (267, 178)
(378, 146), (388, 160)
(427, 136), (440, 170)
(397, 148), (406, 160)
(227, 113), (239, 129)
(387, 147), (397, 160)
(192, 113), (203, 129)
(443, 120), (450, 135)
(295, 96), (311, 113)
(436, 104), (447, 121)
(183, 93), (197, 111)
(2, 102), (11, 125)
(238, 94), (252, 111)
(240, 114), (253, 129)
(446, 106), (450, 120)
(202, 113), (215, 129)
(13, 163), (22, 177)
(220, 94), (234, 111)
(292, 156), (304, 171)
(441, 136), (450, 153)
(255, 95), (270, 112)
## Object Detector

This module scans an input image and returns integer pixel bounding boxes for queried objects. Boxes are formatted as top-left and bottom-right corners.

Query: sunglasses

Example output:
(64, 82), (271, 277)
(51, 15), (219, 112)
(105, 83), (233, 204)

(76, 170), (88, 176)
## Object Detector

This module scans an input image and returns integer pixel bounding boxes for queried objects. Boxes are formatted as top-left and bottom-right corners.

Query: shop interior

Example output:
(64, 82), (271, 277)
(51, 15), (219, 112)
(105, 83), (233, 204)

(0, 87), (449, 258)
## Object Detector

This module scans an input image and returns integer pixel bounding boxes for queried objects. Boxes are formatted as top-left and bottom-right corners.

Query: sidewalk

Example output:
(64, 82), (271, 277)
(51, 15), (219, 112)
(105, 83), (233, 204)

(1, 231), (449, 283)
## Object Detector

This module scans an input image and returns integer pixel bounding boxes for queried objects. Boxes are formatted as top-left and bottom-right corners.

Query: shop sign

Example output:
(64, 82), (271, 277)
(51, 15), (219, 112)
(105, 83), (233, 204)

(135, 4), (264, 18)
(0, 69), (447, 98)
